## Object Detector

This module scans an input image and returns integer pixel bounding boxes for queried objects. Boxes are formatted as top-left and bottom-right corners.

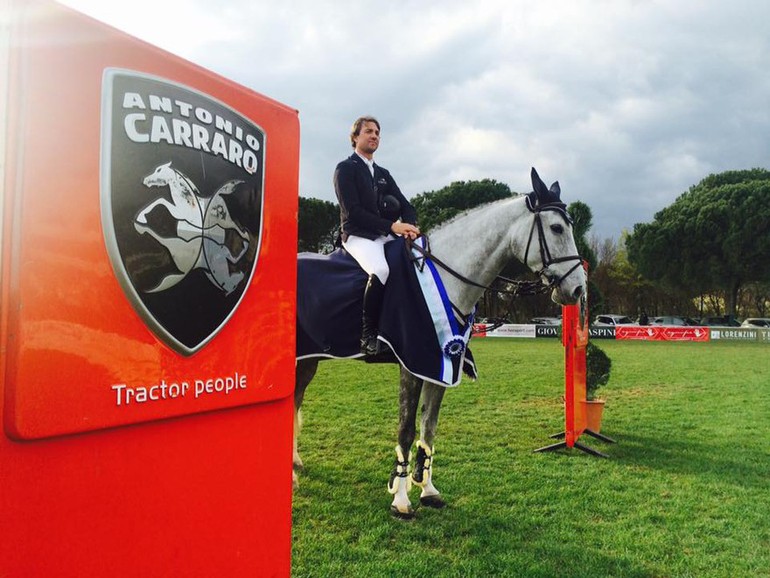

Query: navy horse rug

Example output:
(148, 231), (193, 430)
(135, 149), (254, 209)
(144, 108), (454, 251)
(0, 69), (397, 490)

(296, 237), (477, 387)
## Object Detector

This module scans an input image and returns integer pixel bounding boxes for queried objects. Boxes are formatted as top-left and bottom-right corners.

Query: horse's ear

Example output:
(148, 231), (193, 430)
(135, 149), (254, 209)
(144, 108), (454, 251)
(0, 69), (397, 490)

(550, 181), (561, 198)
(531, 167), (547, 200)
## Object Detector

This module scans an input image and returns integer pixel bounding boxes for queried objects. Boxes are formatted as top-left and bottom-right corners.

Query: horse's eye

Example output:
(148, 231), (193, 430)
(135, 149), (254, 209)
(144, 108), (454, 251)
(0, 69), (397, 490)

(550, 223), (564, 234)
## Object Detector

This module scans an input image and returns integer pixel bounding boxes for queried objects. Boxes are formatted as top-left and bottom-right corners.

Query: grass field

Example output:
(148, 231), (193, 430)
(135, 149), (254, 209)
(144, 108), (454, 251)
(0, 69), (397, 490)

(291, 339), (770, 577)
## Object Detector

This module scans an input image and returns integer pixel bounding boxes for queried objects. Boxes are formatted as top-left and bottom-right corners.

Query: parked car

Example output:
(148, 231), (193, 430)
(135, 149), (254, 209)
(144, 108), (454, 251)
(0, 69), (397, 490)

(699, 316), (741, 327)
(741, 318), (770, 328)
(650, 316), (698, 326)
(531, 317), (562, 325)
(593, 314), (635, 326)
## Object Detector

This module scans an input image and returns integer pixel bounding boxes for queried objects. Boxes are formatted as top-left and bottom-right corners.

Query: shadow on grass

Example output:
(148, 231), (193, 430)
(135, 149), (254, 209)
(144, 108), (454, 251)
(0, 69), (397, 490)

(536, 422), (768, 491)
(606, 429), (768, 490)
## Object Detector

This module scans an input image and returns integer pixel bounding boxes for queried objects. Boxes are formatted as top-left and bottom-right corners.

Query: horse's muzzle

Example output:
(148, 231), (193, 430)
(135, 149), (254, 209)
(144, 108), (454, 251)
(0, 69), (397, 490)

(572, 284), (584, 300)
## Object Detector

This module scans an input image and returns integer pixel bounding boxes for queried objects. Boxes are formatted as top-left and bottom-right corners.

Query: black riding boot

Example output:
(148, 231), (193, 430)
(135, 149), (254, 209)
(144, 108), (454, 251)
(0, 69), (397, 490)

(361, 275), (385, 356)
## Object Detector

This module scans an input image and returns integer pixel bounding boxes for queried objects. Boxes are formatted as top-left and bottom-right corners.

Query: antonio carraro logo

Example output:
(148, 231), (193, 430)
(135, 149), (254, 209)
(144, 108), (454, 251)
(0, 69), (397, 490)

(101, 69), (265, 355)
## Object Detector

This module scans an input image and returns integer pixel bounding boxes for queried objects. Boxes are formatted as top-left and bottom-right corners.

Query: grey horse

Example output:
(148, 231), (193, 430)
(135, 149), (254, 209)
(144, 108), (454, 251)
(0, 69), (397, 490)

(294, 168), (586, 518)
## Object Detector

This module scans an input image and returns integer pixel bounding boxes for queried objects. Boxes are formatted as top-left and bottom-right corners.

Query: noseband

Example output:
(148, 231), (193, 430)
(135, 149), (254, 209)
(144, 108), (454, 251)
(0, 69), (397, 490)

(523, 203), (584, 290)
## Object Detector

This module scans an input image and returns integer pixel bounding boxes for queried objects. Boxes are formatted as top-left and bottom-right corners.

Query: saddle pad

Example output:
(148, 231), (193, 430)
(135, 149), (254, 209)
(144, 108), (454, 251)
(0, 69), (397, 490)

(296, 238), (477, 386)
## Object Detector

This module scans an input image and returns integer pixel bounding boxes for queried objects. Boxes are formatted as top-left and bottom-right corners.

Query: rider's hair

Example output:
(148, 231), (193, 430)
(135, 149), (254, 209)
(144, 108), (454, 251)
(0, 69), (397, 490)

(350, 116), (380, 148)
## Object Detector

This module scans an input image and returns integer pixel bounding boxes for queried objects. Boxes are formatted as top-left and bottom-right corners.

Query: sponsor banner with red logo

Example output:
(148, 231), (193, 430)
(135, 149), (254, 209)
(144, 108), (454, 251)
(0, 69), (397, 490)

(472, 324), (770, 343)
(616, 325), (710, 341)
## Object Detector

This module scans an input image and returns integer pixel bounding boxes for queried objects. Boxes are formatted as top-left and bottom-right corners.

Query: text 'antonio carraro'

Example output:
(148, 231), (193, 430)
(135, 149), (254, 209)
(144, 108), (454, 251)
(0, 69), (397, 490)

(121, 92), (261, 174)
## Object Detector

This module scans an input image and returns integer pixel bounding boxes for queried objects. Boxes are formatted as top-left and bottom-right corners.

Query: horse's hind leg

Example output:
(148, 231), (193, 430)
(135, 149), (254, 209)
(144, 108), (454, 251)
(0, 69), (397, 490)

(413, 381), (446, 509)
(293, 358), (318, 489)
(389, 366), (422, 518)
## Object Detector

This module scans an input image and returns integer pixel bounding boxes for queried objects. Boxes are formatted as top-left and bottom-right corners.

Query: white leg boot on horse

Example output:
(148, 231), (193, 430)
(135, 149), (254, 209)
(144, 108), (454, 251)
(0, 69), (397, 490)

(412, 441), (445, 508)
(388, 445), (414, 519)
(389, 367), (423, 518)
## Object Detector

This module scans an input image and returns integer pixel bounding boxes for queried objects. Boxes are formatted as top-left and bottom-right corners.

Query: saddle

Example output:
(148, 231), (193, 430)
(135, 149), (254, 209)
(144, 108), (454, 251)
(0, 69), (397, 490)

(296, 237), (477, 386)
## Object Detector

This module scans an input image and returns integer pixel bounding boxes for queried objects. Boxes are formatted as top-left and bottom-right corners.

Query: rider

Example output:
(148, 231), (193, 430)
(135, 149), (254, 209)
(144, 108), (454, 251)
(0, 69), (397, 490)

(334, 116), (421, 356)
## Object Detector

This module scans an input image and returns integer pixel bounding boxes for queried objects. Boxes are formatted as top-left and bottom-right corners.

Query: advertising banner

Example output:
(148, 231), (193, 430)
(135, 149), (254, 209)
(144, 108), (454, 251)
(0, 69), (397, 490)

(589, 326), (616, 339)
(616, 325), (709, 341)
(710, 328), (763, 341)
(535, 324), (561, 338)
(484, 324), (537, 338)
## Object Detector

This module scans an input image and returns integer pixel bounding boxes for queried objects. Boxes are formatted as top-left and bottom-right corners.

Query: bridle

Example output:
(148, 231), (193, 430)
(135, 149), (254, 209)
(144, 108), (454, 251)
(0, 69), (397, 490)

(522, 202), (584, 291)
(407, 201), (583, 303)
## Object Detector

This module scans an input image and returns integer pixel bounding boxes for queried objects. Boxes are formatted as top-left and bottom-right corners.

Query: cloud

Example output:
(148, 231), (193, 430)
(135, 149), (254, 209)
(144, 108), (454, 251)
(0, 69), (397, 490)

(59, 0), (770, 239)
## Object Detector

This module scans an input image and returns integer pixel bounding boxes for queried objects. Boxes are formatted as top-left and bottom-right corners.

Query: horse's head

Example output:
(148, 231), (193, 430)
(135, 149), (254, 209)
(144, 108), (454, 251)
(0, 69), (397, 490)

(143, 162), (175, 188)
(523, 167), (586, 305)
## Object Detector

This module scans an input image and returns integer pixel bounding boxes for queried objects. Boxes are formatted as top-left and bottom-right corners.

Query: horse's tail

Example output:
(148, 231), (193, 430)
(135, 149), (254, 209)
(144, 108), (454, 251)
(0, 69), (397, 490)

(146, 273), (188, 293)
(214, 180), (245, 196)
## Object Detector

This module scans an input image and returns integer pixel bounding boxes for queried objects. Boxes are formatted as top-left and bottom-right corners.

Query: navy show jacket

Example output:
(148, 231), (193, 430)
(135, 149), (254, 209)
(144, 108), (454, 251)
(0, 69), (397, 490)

(334, 153), (417, 242)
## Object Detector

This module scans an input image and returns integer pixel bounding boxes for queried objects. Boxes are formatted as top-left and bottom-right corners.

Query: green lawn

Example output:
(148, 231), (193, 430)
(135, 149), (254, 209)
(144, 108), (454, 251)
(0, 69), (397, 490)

(291, 339), (770, 577)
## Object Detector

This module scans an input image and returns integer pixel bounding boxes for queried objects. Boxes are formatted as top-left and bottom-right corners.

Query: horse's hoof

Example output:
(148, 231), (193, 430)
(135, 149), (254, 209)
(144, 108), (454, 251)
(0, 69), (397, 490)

(420, 494), (446, 509)
(390, 505), (415, 520)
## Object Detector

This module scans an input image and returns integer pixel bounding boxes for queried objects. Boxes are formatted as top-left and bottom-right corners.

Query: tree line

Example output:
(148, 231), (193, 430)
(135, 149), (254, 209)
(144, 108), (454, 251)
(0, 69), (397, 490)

(298, 170), (770, 322)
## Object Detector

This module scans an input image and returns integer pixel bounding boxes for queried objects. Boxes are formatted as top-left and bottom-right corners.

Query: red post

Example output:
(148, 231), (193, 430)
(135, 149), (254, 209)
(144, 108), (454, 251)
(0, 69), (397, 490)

(537, 263), (616, 456)
(562, 301), (589, 447)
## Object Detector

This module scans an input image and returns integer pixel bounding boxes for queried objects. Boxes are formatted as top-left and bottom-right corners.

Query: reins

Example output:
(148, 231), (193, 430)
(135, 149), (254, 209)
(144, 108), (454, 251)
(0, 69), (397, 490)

(407, 202), (583, 300)
(407, 237), (552, 298)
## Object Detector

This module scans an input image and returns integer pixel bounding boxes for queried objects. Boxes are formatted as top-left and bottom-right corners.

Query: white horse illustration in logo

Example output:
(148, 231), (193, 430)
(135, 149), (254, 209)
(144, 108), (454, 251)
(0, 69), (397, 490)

(134, 162), (250, 294)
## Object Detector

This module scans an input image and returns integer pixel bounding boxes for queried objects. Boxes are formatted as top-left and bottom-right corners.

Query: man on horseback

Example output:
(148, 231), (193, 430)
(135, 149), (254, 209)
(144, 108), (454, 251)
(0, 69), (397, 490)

(334, 116), (420, 356)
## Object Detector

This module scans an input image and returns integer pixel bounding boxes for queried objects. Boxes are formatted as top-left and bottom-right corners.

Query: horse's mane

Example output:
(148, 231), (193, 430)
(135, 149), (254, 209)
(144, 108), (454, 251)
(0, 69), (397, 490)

(427, 193), (525, 235)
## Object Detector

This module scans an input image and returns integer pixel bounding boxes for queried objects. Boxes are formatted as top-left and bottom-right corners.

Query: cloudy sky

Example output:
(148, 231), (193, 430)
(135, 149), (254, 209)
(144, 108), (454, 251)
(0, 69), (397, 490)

(59, 0), (770, 240)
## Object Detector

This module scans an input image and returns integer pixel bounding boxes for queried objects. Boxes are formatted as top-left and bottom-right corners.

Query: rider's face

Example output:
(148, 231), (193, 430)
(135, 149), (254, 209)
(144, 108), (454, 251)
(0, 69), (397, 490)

(354, 121), (380, 158)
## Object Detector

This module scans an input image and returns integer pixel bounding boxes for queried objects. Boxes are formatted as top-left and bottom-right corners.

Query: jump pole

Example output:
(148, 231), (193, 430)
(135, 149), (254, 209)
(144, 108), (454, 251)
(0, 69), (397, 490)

(534, 268), (616, 457)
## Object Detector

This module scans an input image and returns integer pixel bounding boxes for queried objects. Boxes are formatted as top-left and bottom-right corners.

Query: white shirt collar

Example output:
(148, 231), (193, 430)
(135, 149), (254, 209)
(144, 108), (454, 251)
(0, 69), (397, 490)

(355, 152), (375, 177)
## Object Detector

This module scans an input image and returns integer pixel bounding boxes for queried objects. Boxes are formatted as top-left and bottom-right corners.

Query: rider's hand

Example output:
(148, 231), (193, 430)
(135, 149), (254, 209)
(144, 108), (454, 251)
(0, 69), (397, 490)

(391, 222), (421, 239)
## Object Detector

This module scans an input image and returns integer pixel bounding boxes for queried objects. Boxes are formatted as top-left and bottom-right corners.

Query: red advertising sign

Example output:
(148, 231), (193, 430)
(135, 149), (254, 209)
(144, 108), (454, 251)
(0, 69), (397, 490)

(3, 4), (298, 441)
(1, 2), (297, 576)
(616, 326), (709, 341)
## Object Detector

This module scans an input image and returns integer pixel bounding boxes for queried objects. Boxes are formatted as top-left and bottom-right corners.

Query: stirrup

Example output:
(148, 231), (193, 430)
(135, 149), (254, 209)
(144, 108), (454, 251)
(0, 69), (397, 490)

(360, 335), (380, 356)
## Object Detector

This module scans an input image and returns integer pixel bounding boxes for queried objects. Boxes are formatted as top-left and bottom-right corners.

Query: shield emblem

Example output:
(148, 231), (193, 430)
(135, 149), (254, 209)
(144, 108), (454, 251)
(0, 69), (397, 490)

(101, 69), (265, 355)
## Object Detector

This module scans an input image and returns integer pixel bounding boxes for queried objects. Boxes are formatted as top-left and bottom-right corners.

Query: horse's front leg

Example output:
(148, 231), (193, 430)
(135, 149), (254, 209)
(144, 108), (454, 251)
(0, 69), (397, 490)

(412, 381), (446, 509)
(134, 198), (170, 225)
(293, 358), (318, 489)
(389, 366), (422, 518)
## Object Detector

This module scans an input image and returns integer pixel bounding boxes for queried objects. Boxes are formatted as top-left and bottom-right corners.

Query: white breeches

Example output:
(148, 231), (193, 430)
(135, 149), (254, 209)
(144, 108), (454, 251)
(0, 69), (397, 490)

(343, 234), (393, 284)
